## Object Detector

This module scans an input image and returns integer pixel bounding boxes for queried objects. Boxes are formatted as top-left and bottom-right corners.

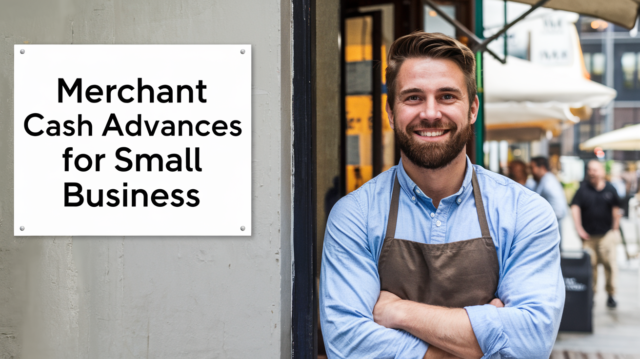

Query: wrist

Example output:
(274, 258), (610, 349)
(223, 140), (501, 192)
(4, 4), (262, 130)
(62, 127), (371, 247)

(392, 300), (411, 330)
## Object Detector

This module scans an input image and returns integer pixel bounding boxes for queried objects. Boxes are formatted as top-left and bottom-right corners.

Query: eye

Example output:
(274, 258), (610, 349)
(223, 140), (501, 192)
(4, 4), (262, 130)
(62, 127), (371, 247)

(407, 95), (420, 101)
(442, 94), (455, 100)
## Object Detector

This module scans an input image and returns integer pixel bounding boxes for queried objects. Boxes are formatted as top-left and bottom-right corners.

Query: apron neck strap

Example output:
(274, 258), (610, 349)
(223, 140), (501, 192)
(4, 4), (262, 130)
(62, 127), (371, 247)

(385, 175), (402, 239)
(472, 170), (492, 238)
(385, 168), (492, 239)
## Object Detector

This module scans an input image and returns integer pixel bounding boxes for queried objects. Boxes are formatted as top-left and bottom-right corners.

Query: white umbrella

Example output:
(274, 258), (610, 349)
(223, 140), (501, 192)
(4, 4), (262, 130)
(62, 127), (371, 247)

(484, 55), (617, 126)
(580, 124), (640, 151)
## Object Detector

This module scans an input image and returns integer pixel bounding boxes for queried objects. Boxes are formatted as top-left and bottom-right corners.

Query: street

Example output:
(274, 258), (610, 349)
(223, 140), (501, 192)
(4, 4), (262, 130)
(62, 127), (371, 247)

(552, 211), (640, 357)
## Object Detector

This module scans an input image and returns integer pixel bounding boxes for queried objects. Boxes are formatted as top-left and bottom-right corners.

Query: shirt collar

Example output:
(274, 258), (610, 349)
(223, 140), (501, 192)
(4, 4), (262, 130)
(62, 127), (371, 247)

(397, 156), (473, 205)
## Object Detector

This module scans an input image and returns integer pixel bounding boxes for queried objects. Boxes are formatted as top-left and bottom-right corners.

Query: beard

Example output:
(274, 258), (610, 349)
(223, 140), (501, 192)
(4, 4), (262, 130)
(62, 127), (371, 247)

(394, 114), (474, 170)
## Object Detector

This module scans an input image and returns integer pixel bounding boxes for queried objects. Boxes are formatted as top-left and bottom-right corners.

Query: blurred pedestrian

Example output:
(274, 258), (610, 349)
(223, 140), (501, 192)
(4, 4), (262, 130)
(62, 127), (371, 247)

(508, 160), (528, 186)
(529, 157), (567, 247)
(570, 160), (621, 308)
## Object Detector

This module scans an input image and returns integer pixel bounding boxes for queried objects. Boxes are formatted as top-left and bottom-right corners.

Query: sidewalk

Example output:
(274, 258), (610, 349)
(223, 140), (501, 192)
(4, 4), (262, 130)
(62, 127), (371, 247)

(552, 213), (640, 357)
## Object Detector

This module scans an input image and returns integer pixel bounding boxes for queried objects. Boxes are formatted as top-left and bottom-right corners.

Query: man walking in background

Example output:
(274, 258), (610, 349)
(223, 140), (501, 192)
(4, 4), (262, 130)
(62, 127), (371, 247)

(529, 157), (567, 248)
(571, 160), (621, 308)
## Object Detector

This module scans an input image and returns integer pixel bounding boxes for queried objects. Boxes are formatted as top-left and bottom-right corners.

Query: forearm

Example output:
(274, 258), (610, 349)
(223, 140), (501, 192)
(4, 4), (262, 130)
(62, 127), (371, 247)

(571, 205), (584, 231)
(424, 345), (462, 359)
(612, 206), (620, 230)
(394, 301), (482, 359)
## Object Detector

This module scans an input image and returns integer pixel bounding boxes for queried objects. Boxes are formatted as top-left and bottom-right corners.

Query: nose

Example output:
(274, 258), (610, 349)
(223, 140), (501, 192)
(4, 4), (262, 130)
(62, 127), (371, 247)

(419, 96), (441, 121)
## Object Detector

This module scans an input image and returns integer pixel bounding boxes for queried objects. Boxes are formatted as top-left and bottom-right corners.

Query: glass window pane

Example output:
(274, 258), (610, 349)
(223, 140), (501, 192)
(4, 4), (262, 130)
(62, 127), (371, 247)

(637, 52), (640, 84)
(592, 53), (605, 75)
(345, 16), (374, 193)
(621, 52), (636, 89)
(424, 5), (456, 38)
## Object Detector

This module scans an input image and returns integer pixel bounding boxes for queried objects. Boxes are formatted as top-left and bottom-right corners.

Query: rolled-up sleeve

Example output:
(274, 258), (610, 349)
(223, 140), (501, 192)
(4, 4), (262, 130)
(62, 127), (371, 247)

(465, 194), (565, 358)
(320, 193), (428, 359)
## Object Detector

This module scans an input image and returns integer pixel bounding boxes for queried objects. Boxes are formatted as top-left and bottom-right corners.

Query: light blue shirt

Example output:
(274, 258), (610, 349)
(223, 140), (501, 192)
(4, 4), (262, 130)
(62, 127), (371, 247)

(320, 157), (565, 358)
(527, 172), (567, 221)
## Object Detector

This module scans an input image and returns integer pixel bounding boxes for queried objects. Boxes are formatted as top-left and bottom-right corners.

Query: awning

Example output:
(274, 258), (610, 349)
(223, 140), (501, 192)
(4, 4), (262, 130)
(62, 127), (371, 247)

(484, 55), (617, 127)
(580, 124), (640, 150)
(510, 0), (640, 30)
(484, 55), (617, 108)
(425, 0), (640, 66)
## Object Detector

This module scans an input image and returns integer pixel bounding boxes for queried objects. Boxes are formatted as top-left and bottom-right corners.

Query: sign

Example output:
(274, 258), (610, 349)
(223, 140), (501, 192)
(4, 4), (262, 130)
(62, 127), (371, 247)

(14, 45), (251, 236)
(530, 14), (573, 66)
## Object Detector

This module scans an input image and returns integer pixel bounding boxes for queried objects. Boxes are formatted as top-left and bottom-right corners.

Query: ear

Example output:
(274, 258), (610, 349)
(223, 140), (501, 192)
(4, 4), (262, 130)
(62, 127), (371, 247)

(386, 102), (394, 130)
(469, 95), (479, 125)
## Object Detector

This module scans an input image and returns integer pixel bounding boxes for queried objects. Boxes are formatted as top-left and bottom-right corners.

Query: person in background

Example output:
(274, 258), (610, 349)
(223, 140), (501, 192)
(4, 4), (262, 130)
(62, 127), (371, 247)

(620, 163), (637, 217)
(508, 160), (528, 186)
(529, 157), (567, 247)
(571, 160), (621, 309)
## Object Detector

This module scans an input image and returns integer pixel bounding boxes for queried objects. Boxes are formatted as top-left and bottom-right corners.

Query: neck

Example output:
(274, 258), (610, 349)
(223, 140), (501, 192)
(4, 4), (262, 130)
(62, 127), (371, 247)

(401, 151), (468, 208)
(591, 179), (606, 191)
(536, 170), (548, 182)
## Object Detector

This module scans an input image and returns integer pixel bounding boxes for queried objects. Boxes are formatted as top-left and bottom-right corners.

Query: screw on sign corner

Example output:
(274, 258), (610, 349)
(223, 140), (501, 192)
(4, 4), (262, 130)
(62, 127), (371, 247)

(19, 226), (25, 231)
(240, 49), (245, 54)
(20, 49), (25, 54)
(240, 226), (246, 231)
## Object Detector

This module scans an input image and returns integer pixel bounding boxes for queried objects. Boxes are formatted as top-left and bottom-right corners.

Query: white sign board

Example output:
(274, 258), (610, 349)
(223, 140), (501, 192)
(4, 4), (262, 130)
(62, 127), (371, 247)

(14, 45), (251, 236)
(530, 14), (573, 66)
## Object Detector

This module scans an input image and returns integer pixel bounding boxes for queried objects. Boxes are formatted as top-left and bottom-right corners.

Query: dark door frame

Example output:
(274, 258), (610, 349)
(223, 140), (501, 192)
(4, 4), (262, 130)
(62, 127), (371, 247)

(291, 0), (317, 358)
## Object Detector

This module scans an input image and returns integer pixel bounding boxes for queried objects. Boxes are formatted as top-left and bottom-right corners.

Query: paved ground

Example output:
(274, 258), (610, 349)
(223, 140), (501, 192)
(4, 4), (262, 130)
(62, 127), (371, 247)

(552, 214), (640, 356)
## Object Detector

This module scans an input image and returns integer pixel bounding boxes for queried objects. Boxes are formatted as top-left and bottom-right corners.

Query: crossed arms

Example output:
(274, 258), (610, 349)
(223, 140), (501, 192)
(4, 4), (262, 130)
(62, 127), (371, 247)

(374, 292), (504, 358)
(319, 191), (565, 359)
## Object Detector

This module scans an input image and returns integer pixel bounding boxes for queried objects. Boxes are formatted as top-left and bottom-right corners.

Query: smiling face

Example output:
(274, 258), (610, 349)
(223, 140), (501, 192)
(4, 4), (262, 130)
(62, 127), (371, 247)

(387, 57), (479, 169)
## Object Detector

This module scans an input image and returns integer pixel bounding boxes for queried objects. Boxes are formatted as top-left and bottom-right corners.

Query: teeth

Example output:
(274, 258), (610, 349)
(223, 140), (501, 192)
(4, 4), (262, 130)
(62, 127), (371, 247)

(418, 130), (445, 137)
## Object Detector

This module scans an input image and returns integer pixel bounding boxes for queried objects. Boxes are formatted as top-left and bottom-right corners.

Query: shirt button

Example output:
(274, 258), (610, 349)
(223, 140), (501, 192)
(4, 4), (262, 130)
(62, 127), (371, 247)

(416, 189), (421, 194)
(411, 196), (415, 201)
(457, 198), (462, 204)
(436, 220), (442, 227)
(430, 213), (435, 218)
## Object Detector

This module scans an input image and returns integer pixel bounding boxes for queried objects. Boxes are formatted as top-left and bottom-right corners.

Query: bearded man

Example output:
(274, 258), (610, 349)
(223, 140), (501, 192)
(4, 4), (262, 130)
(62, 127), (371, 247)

(319, 32), (564, 359)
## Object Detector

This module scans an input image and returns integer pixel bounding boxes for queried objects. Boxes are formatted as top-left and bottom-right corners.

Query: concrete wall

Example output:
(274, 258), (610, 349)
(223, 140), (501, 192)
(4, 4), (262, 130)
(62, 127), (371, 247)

(0, 0), (292, 358)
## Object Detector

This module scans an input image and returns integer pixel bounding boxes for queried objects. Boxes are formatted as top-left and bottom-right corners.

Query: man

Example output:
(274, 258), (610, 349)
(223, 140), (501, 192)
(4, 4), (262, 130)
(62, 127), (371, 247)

(507, 159), (528, 186)
(571, 160), (621, 309)
(320, 32), (564, 359)
(529, 157), (567, 247)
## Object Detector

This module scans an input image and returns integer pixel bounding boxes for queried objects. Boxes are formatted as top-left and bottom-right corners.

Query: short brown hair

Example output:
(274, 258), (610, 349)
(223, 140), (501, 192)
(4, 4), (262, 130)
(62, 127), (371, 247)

(386, 31), (477, 110)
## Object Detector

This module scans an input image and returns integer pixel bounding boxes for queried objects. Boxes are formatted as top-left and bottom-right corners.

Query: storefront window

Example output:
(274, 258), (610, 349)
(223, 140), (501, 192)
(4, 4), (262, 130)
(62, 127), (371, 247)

(621, 52), (636, 89)
(592, 53), (605, 76)
(637, 52), (640, 83)
(424, 5), (456, 38)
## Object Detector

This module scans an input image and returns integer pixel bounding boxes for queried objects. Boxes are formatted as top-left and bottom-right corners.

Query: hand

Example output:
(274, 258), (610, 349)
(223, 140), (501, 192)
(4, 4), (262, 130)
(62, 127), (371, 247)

(373, 291), (403, 329)
(489, 298), (504, 308)
(576, 227), (590, 241)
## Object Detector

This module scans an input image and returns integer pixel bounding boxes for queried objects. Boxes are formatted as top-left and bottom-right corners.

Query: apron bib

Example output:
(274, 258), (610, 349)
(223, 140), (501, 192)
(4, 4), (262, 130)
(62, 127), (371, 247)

(378, 170), (500, 308)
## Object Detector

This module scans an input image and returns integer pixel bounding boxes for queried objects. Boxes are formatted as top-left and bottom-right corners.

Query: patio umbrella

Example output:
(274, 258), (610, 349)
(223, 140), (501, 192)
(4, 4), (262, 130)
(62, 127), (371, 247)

(580, 124), (640, 151)
(484, 55), (617, 126)
(510, 0), (640, 29)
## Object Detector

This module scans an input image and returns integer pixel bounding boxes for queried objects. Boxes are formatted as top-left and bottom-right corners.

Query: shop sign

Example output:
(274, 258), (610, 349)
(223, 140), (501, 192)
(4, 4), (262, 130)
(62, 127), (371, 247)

(14, 45), (251, 236)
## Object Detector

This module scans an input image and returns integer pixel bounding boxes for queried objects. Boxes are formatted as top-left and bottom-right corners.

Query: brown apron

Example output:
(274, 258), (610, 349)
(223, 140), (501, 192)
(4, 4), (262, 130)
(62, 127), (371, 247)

(378, 170), (500, 308)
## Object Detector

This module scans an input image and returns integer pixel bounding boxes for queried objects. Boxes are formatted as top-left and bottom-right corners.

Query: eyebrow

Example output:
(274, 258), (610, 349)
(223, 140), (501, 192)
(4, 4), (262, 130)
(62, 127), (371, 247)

(398, 88), (424, 97)
(438, 87), (463, 95)
(398, 86), (463, 97)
